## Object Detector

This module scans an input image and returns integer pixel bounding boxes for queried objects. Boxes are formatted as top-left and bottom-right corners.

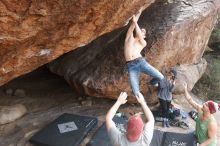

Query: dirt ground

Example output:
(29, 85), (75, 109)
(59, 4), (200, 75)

(0, 67), (219, 146)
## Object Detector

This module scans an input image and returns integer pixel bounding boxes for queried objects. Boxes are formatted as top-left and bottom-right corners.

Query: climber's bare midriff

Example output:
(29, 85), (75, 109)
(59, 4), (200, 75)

(124, 38), (145, 62)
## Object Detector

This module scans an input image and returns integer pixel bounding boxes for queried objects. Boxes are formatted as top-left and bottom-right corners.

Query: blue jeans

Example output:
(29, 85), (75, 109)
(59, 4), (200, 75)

(127, 58), (164, 96)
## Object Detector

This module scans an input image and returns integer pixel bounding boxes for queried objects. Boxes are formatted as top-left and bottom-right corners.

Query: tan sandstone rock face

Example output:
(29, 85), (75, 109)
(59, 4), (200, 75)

(49, 0), (220, 103)
(0, 104), (27, 125)
(0, 0), (154, 85)
(173, 58), (207, 94)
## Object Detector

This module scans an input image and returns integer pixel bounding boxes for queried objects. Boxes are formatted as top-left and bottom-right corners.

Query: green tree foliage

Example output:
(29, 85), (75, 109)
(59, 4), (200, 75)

(209, 13), (220, 49)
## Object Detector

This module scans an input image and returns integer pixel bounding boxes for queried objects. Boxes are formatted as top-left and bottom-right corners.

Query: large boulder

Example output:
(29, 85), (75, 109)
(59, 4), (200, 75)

(0, 0), (154, 85)
(173, 58), (207, 94)
(192, 53), (220, 101)
(0, 104), (27, 125)
(208, 13), (220, 50)
(49, 0), (220, 103)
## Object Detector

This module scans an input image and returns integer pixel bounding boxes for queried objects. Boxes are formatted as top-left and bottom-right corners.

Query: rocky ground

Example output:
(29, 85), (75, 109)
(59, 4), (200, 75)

(0, 66), (219, 146)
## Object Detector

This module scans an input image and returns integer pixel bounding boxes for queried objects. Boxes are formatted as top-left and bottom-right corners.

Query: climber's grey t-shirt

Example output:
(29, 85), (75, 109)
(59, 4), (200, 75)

(107, 122), (154, 146)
